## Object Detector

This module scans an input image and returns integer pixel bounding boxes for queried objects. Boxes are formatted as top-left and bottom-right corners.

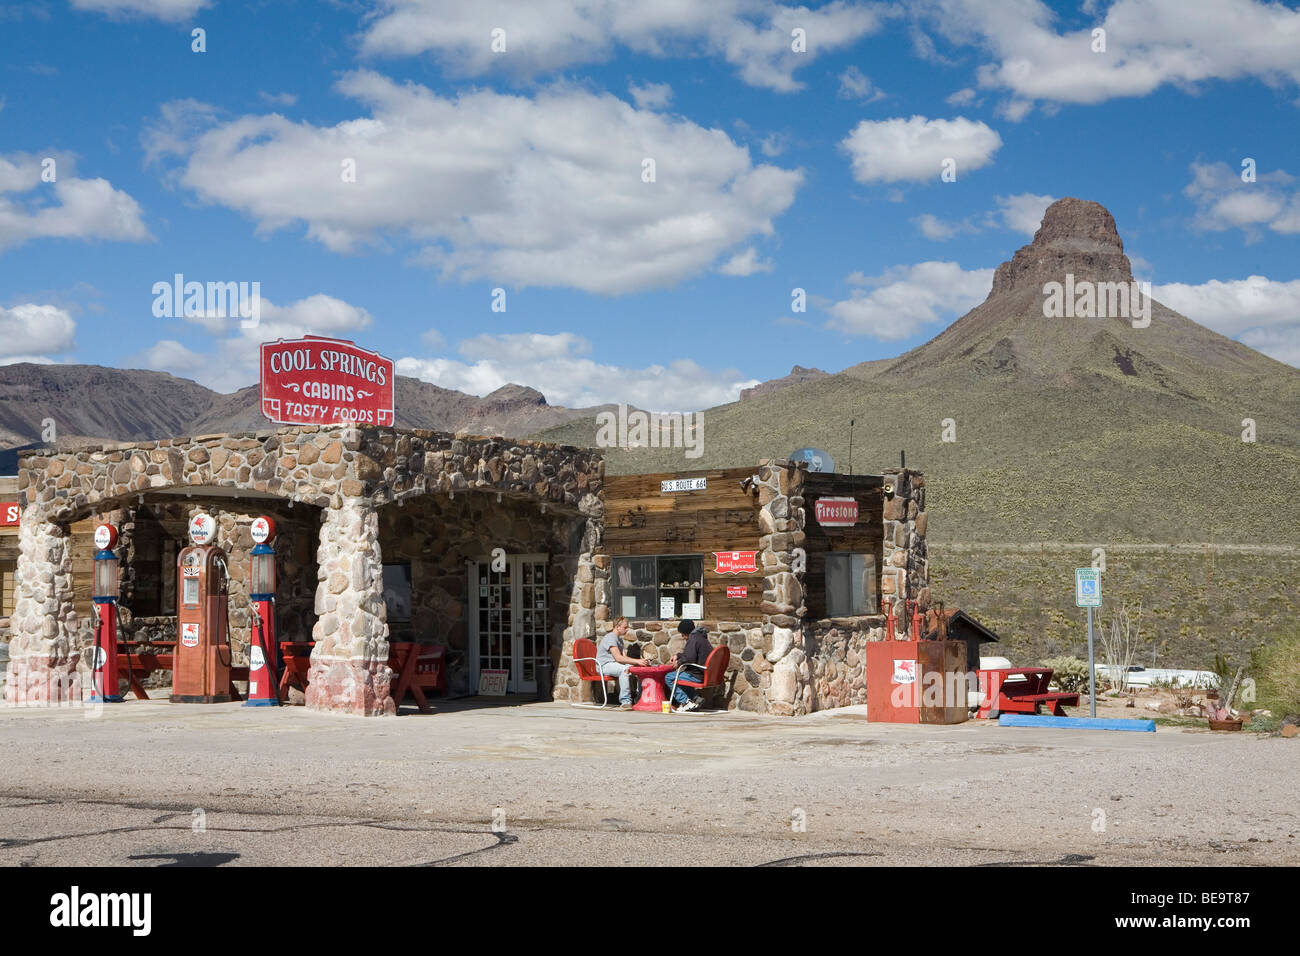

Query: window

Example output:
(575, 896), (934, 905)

(382, 563), (413, 624)
(825, 553), (877, 616)
(612, 554), (704, 620)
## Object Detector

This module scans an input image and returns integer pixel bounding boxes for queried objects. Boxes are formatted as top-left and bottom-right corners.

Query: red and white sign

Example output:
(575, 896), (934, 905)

(726, 586), (747, 598)
(713, 551), (758, 574)
(814, 497), (859, 527)
(260, 336), (395, 427)
(250, 516), (276, 545)
(93, 523), (118, 549)
(892, 659), (917, 684)
(181, 622), (200, 648)
(1, 502), (18, 526)
(189, 513), (216, 545)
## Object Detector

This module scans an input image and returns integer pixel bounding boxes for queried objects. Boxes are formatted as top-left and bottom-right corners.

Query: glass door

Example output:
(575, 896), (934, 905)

(472, 554), (548, 693)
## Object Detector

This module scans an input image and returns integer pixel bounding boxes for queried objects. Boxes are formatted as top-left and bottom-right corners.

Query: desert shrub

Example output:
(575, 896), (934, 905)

(1041, 656), (1090, 693)
(1250, 631), (1300, 718)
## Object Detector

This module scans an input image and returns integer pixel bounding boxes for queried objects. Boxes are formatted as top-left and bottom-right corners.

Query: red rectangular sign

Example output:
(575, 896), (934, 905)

(0, 502), (18, 526)
(713, 551), (758, 574)
(726, 586), (747, 598)
(260, 336), (394, 427)
(814, 496), (859, 527)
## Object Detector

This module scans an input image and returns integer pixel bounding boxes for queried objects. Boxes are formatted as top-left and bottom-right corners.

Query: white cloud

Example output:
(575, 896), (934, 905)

(359, 0), (890, 92)
(719, 246), (773, 276)
(759, 132), (788, 157)
(136, 294), (373, 392)
(148, 74), (802, 295)
(0, 152), (151, 251)
(841, 115), (1001, 184)
(0, 303), (77, 361)
(911, 192), (1052, 240)
(994, 191), (1054, 235)
(1184, 161), (1300, 238)
(258, 91), (299, 107)
(1153, 274), (1300, 366)
(946, 87), (976, 106)
(628, 81), (673, 109)
(396, 331), (758, 411)
(838, 65), (884, 100)
(70, 0), (207, 20)
(920, 0), (1300, 116)
(827, 261), (994, 340)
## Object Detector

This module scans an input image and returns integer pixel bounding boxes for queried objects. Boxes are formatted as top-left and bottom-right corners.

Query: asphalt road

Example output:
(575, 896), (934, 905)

(1, 697), (1295, 867)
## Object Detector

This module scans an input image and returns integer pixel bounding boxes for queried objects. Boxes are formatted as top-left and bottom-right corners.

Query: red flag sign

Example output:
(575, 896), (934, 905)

(260, 336), (395, 427)
(713, 551), (758, 574)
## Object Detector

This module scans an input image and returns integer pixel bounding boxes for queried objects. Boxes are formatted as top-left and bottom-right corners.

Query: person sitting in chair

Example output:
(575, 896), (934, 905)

(597, 617), (643, 710)
(665, 621), (711, 713)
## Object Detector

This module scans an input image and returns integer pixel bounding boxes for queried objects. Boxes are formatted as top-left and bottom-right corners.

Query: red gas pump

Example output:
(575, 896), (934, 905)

(245, 515), (279, 707)
(89, 523), (123, 703)
(172, 513), (234, 704)
(884, 596), (897, 641)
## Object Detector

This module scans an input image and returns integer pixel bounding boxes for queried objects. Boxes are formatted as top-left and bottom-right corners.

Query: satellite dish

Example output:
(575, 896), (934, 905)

(790, 447), (834, 473)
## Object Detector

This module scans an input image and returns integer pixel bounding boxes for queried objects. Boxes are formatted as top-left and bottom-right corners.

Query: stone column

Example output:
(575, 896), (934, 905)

(306, 498), (394, 715)
(4, 511), (82, 705)
(757, 460), (809, 716)
(881, 468), (928, 635)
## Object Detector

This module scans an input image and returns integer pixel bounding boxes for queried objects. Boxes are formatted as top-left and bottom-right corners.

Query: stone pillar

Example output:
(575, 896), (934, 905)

(756, 460), (809, 716)
(4, 511), (82, 705)
(881, 468), (928, 635)
(558, 495), (602, 702)
(306, 498), (394, 715)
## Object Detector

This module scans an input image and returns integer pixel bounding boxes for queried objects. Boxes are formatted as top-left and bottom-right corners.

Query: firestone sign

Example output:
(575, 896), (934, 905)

(814, 497), (859, 527)
(260, 336), (395, 427)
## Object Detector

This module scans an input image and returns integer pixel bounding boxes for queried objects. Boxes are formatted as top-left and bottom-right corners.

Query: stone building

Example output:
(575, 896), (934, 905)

(4, 426), (927, 716)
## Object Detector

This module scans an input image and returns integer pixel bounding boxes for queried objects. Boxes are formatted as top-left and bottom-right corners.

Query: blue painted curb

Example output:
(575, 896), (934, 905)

(998, 714), (1156, 732)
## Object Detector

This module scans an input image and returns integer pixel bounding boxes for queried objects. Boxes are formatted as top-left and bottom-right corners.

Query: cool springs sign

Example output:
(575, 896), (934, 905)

(260, 336), (395, 427)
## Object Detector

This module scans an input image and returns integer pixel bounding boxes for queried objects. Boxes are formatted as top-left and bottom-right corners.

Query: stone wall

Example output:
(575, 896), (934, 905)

(805, 615), (885, 710)
(10, 426), (602, 714)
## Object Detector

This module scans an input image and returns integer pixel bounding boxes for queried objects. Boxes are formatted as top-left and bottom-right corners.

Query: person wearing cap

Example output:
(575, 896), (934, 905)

(665, 620), (711, 713)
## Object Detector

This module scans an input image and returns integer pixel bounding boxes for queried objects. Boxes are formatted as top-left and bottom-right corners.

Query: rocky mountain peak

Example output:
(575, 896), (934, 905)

(991, 197), (1133, 296)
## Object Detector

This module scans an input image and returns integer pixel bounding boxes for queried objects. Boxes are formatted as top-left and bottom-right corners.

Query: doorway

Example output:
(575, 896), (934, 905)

(469, 553), (549, 693)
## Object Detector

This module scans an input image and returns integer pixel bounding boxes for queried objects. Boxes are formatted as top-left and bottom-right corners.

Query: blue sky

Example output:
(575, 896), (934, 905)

(2, 0), (1299, 410)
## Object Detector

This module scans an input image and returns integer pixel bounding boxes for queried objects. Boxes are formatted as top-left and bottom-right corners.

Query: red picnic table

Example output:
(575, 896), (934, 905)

(277, 640), (446, 712)
(627, 664), (674, 712)
(115, 641), (248, 701)
(976, 667), (1079, 718)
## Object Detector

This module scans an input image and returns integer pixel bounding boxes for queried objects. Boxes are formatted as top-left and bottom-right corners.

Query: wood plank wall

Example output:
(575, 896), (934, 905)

(603, 468), (764, 621)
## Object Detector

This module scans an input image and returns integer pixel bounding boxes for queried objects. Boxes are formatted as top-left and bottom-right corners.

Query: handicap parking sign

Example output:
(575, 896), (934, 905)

(1075, 568), (1102, 607)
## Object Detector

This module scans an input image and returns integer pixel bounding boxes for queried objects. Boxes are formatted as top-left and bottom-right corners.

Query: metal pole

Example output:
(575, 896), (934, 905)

(1087, 605), (1096, 718)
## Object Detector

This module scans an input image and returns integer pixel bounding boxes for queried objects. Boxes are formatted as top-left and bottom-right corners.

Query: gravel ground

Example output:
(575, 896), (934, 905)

(1, 696), (1295, 867)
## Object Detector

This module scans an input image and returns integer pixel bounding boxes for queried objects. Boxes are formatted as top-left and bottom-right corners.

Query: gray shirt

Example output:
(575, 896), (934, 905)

(596, 633), (624, 667)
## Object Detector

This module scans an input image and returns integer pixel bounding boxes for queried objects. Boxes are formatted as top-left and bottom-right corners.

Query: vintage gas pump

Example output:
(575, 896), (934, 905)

(245, 515), (279, 707)
(89, 523), (123, 703)
(171, 512), (234, 703)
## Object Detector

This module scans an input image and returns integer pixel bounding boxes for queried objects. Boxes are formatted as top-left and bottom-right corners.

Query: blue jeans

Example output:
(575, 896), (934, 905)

(599, 661), (633, 704)
(665, 670), (697, 706)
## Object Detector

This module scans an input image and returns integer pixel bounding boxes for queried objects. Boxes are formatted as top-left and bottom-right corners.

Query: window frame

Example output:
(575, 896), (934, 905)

(611, 553), (705, 621)
(824, 551), (878, 617)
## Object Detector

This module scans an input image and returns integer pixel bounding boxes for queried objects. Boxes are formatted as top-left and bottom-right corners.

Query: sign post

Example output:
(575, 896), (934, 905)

(1075, 567), (1102, 718)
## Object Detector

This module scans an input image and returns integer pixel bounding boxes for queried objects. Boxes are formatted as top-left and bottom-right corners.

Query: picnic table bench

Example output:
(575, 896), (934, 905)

(277, 640), (446, 711)
(115, 640), (249, 701)
(976, 667), (1079, 719)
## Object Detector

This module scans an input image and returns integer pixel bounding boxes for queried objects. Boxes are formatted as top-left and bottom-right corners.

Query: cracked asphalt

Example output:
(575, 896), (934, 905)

(1, 696), (1295, 866)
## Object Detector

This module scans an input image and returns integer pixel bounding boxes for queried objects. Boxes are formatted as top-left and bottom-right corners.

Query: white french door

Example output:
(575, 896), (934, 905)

(470, 553), (549, 693)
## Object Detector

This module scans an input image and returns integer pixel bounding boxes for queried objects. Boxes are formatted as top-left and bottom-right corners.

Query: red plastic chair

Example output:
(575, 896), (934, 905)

(669, 644), (731, 713)
(571, 637), (617, 708)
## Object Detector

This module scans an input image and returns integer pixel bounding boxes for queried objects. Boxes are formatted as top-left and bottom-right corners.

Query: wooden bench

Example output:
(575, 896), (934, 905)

(116, 641), (248, 701)
(388, 642), (447, 714)
(977, 667), (1079, 718)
